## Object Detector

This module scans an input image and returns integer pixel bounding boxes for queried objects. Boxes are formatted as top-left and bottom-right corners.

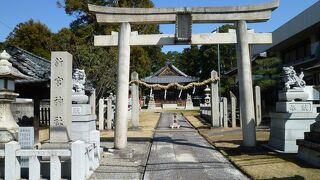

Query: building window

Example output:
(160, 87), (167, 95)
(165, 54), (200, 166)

(281, 39), (311, 65)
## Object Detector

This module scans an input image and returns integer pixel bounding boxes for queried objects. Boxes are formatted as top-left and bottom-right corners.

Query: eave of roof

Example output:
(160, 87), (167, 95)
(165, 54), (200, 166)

(142, 62), (199, 83)
(142, 76), (199, 84)
(5, 45), (51, 83)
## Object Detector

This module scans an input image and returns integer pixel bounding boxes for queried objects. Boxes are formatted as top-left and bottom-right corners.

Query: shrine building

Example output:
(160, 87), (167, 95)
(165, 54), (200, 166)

(141, 62), (199, 108)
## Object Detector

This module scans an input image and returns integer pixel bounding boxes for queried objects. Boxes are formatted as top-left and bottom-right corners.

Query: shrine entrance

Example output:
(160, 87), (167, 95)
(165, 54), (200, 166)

(89, 1), (279, 149)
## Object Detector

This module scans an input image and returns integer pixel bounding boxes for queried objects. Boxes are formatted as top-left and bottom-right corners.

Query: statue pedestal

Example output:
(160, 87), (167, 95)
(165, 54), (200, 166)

(278, 88), (308, 101)
(268, 112), (318, 153)
(297, 121), (320, 167)
(269, 90), (319, 153)
(72, 93), (89, 104)
(71, 104), (96, 143)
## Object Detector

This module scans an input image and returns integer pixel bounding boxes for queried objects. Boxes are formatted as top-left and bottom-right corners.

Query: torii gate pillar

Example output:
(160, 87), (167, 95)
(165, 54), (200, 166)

(236, 20), (256, 147)
(114, 22), (131, 149)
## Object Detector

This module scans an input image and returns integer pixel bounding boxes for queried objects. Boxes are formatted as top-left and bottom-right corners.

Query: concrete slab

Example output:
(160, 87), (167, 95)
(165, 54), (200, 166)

(144, 112), (248, 180)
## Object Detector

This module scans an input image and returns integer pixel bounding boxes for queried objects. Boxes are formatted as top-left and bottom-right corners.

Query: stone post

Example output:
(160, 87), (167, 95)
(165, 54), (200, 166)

(255, 86), (262, 126)
(50, 52), (72, 143)
(29, 156), (40, 179)
(50, 156), (61, 179)
(230, 91), (237, 128)
(90, 89), (96, 116)
(106, 97), (113, 130)
(98, 98), (105, 130)
(33, 97), (40, 144)
(210, 70), (220, 127)
(223, 97), (228, 128)
(5, 141), (20, 180)
(71, 140), (85, 180)
(142, 96), (146, 107)
(131, 71), (139, 128)
(114, 22), (131, 149)
(219, 100), (223, 126)
(236, 20), (256, 147)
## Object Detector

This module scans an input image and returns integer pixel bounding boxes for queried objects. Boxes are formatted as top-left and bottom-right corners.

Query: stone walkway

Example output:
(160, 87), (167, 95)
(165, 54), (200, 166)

(90, 112), (248, 179)
(143, 113), (247, 180)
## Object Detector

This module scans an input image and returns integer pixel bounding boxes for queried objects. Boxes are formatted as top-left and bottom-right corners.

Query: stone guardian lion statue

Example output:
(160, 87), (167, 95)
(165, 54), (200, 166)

(282, 66), (306, 89)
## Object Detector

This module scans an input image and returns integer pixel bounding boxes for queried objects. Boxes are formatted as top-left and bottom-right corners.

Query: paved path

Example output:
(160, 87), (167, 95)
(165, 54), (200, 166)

(143, 113), (248, 180)
(91, 112), (248, 179)
(90, 141), (151, 179)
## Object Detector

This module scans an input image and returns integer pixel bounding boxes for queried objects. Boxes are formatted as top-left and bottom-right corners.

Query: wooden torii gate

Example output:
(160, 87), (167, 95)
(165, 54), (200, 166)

(89, 0), (279, 149)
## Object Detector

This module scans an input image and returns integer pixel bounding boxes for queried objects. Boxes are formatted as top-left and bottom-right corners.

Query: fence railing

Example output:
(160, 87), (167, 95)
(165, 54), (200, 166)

(1, 137), (100, 180)
(40, 106), (50, 127)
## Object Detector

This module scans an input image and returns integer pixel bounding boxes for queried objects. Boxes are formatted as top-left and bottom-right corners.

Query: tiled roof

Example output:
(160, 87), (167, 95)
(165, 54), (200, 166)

(142, 62), (199, 84)
(143, 76), (199, 84)
(5, 45), (50, 83)
(5, 45), (94, 93)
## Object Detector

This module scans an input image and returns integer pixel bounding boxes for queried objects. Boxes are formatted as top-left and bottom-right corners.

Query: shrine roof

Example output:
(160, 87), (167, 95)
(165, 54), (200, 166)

(142, 62), (199, 84)
(5, 45), (50, 84)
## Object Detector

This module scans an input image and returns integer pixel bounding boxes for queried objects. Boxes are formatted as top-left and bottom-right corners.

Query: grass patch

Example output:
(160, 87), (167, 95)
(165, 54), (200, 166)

(101, 111), (161, 139)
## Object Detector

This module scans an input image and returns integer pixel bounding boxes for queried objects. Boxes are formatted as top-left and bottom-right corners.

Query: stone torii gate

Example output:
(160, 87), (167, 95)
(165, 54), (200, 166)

(89, 1), (279, 149)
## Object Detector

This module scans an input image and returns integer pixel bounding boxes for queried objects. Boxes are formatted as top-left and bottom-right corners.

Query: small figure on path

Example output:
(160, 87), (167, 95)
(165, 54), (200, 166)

(170, 113), (180, 129)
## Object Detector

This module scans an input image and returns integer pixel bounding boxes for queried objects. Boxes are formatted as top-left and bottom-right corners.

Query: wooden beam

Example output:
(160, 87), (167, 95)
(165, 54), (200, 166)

(94, 32), (272, 46)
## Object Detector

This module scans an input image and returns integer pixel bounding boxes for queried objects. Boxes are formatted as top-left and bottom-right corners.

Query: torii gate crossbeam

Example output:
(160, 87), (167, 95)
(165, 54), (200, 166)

(89, 0), (280, 149)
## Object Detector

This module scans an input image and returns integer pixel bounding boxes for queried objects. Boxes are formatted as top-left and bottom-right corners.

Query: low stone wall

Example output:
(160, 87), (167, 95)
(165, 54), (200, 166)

(200, 105), (211, 122)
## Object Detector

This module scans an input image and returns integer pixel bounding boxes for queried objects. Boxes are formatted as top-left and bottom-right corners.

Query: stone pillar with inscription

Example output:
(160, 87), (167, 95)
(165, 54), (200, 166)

(268, 67), (320, 153)
(49, 52), (73, 143)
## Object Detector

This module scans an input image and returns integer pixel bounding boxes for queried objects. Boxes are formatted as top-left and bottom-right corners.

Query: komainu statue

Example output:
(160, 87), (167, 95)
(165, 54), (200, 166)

(72, 69), (86, 94)
(72, 69), (88, 103)
(282, 66), (306, 89)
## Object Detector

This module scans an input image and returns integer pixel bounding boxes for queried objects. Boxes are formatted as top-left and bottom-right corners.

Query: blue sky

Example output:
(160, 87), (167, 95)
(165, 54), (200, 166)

(0, 0), (318, 52)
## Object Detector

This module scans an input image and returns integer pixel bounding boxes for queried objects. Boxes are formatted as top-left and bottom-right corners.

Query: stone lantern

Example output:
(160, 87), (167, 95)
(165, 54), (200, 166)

(0, 50), (27, 143)
(204, 85), (211, 105)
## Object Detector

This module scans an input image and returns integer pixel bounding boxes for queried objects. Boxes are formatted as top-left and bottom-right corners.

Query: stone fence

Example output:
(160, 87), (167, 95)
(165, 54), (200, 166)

(0, 139), (100, 179)
(200, 105), (212, 122)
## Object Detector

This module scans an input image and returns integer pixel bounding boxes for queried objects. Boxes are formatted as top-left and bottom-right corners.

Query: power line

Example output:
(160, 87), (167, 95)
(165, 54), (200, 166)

(0, 19), (13, 30)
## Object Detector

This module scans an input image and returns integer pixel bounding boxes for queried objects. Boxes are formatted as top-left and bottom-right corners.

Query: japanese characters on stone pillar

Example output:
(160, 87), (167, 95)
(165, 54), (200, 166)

(50, 52), (72, 142)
